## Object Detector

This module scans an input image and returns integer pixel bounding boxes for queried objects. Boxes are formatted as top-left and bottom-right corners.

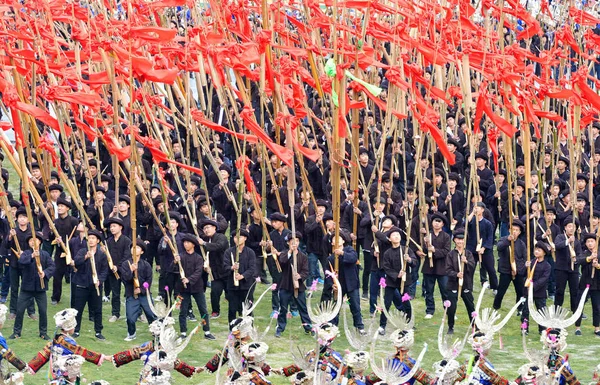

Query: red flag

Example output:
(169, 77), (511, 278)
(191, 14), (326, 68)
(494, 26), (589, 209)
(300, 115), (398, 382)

(239, 107), (294, 166)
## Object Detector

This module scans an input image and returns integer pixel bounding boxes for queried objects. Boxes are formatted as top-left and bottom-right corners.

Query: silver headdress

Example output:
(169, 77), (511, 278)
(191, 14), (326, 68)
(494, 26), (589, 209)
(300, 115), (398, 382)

(307, 272), (342, 325)
(240, 342), (269, 364)
(53, 355), (85, 382)
(0, 305), (7, 326)
(54, 308), (78, 332)
(435, 306), (471, 385)
(474, 283), (524, 336)
(379, 296), (414, 350)
(370, 328), (427, 385)
(528, 283), (589, 331)
(343, 305), (376, 371)
(518, 330), (553, 385)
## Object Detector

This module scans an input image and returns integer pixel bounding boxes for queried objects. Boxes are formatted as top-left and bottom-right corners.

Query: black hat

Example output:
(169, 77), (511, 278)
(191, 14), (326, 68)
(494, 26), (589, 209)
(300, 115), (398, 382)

(235, 228), (250, 238)
(24, 231), (44, 243)
(516, 160), (524, 168)
(381, 172), (391, 182)
(515, 180), (526, 189)
(453, 228), (466, 239)
(316, 199), (329, 208)
(576, 193), (588, 203)
(31, 162), (40, 170)
(100, 174), (112, 183)
(475, 202), (487, 209)
(593, 210), (600, 219)
(544, 206), (557, 215)
(219, 164), (232, 175)
(48, 184), (63, 192)
(498, 169), (507, 177)
(405, 185), (415, 192)
(270, 212), (287, 223)
(386, 226), (402, 237)
(562, 216), (580, 228)
(511, 218), (525, 232)
(152, 197), (164, 211)
(382, 215), (398, 226)
(150, 184), (162, 192)
(200, 219), (219, 229)
(577, 173), (589, 183)
(535, 242), (551, 255)
(105, 217), (125, 228)
(558, 156), (570, 167)
(181, 233), (200, 248)
(134, 239), (147, 253)
(194, 189), (206, 199)
(15, 207), (27, 218)
(447, 137), (460, 148)
(337, 231), (351, 243)
(247, 205), (256, 214)
(434, 168), (445, 181)
(85, 145), (96, 154)
(358, 147), (369, 155)
(167, 211), (183, 226)
(475, 152), (488, 162)
(448, 172), (460, 182)
(87, 229), (103, 240)
(9, 200), (21, 209)
(323, 212), (334, 222)
(285, 231), (302, 242)
(582, 232), (597, 243)
(559, 189), (570, 199)
(88, 159), (98, 168)
(56, 197), (72, 209)
(431, 212), (448, 226)
(119, 195), (130, 205)
(94, 185), (106, 194)
(50, 171), (59, 179)
(374, 196), (387, 205)
(190, 176), (202, 186)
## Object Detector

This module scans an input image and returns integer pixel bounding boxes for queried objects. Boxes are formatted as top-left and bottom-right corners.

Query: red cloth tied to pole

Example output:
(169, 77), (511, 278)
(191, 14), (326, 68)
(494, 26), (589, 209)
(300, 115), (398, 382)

(138, 135), (204, 176)
(239, 106), (294, 166)
(235, 155), (261, 204)
(102, 129), (131, 162)
(190, 109), (259, 144)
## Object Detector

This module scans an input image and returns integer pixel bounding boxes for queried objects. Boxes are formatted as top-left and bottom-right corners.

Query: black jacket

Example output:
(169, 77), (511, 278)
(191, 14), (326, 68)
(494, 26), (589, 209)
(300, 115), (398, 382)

(530, 258), (551, 298)
(177, 249), (204, 294)
(383, 246), (416, 290)
(279, 249), (309, 292)
(72, 247), (109, 288)
(445, 249), (476, 292)
(201, 232), (229, 280)
(223, 246), (256, 291)
(554, 233), (582, 273)
(421, 230), (451, 276)
(119, 257), (153, 298)
(326, 246), (360, 293)
(497, 236), (527, 276)
(18, 249), (55, 292)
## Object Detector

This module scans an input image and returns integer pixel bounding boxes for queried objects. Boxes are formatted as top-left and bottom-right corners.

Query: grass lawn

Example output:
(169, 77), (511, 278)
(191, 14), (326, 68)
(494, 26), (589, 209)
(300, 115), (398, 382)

(5, 277), (600, 384)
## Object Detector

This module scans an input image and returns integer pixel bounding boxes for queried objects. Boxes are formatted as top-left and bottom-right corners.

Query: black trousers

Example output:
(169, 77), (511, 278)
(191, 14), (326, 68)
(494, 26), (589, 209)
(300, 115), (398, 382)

(13, 290), (47, 335)
(227, 289), (249, 324)
(476, 250), (498, 289)
(277, 289), (312, 333)
(144, 240), (159, 268)
(179, 291), (210, 333)
(423, 274), (448, 315)
(493, 273), (525, 310)
(107, 274), (122, 317)
(446, 288), (475, 330)
(51, 258), (68, 302)
(9, 268), (34, 315)
(256, 256), (268, 282)
(158, 271), (179, 302)
(362, 250), (372, 295)
(521, 295), (546, 333)
(267, 256), (282, 312)
(210, 278), (227, 314)
(576, 289), (600, 327)
(379, 286), (411, 328)
(555, 270), (579, 312)
(73, 285), (103, 334)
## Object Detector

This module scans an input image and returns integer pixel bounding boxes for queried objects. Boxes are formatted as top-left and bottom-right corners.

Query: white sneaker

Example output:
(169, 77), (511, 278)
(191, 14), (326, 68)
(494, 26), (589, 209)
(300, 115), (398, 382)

(424, 314), (434, 319)
(109, 315), (119, 323)
(377, 327), (385, 336)
(102, 296), (110, 303)
(124, 334), (136, 342)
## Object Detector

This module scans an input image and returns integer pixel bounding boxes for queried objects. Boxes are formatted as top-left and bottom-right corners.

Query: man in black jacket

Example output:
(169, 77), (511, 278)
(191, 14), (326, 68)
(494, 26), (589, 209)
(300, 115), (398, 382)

(198, 219), (229, 319)
(380, 227), (416, 335)
(266, 213), (291, 316)
(51, 197), (78, 305)
(7, 207), (35, 319)
(554, 217), (581, 313)
(275, 233), (312, 337)
(223, 229), (256, 324)
(104, 217), (132, 323)
(176, 233), (215, 340)
(10, 232), (55, 340)
(157, 212), (185, 302)
(521, 242), (551, 334)
(494, 219), (527, 311)
(246, 206), (269, 284)
(71, 229), (108, 340)
(421, 212), (450, 319)
(120, 239), (157, 342)
(445, 229), (475, 334)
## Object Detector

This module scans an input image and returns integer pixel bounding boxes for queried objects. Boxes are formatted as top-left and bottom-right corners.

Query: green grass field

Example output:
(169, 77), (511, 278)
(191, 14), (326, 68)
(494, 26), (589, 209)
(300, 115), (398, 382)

(4, 277), (600, 384)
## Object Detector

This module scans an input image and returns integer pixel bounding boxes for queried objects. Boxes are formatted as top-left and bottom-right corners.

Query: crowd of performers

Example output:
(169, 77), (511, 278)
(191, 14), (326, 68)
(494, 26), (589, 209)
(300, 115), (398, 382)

(0, 265), (595, 385)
